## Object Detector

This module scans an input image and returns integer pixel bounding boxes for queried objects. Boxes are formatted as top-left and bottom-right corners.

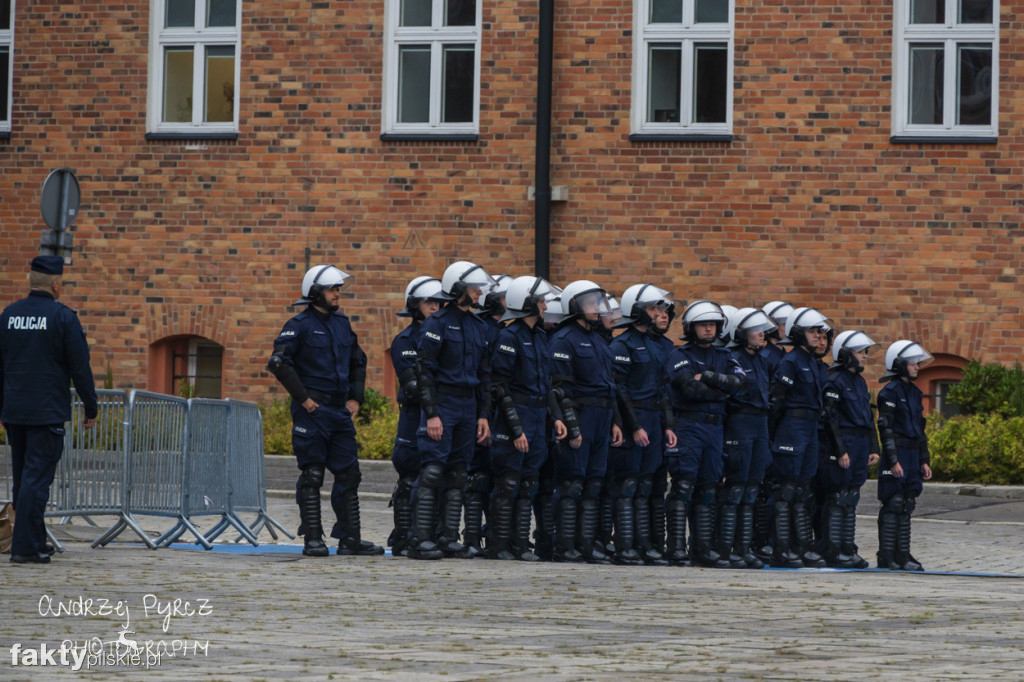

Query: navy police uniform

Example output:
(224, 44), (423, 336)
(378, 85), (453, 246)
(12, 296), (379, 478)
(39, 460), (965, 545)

(1, 257), (98, 562)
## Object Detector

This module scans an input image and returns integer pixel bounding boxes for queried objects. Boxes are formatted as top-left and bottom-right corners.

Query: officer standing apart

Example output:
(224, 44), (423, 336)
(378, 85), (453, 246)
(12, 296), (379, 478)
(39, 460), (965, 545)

(665, 300), (747, 568)
(1, 256), (98, 564)
(876, 340), (933, 571)
(407, 261), (495, 560)
(267, 265), (383, 558)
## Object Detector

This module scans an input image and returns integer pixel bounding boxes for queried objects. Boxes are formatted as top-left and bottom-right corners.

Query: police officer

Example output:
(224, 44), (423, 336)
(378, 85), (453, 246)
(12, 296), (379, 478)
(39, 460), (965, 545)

(721, 307), (778, 569)
(268, 265), (383, 558)
(817, 330), (881, 568)
(532, 290), (565, 560)
(1, 256), (98, 564)
(407, 261), (495, 560)
(608, 284), (678, 566)
(549, 280), (623, 563)
(767, 307), (832, 568)
(665, 300), (747, 568)
(488, 276), (563, 561)
(388, 276), (448, 558)
(876, 340), (933, 571)
(760, 301), (795, 376)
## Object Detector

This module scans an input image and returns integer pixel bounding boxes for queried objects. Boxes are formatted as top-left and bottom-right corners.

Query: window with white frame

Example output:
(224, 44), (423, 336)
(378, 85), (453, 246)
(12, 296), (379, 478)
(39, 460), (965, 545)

(382, 0), (481, 137)
(148, 0), (240, 136)
(892, 0), (998, 140)
(1, 0), (14, 134)
(632, 0), (732, 137)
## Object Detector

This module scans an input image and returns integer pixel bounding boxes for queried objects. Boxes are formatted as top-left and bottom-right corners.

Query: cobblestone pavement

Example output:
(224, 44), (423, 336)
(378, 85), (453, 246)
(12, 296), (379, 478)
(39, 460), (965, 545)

(3, 462), (1023, 680)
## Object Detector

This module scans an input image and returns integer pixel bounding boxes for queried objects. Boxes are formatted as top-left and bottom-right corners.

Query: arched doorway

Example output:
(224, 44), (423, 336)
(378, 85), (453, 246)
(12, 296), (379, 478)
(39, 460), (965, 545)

(148, 335), (224, 398)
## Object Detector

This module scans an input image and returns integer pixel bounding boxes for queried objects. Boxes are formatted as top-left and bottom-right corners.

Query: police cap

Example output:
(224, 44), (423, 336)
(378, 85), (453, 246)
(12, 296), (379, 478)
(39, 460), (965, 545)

(31, 255), (64, 275)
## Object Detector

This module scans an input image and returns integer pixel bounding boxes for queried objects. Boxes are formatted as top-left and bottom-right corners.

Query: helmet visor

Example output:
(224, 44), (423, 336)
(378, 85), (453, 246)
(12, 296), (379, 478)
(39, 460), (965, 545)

(737, 310), (777, 337)
(459, 265), (498, 292)
(898, 343), (933, 368)
(842, 331), (877, 354)
(574, 290), (612, 317)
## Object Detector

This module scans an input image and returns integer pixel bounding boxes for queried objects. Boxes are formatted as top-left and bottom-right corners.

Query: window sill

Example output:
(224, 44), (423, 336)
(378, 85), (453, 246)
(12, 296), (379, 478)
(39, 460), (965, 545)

(145, 132), (239, 141)
(629, 133), (733, 143)
(889, 135), (997, 145)
(380, 133), (479, 143)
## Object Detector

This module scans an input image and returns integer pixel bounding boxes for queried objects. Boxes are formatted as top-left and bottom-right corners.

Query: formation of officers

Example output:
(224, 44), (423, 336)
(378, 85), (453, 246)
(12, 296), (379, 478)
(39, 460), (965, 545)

(269, 261), (934, 571)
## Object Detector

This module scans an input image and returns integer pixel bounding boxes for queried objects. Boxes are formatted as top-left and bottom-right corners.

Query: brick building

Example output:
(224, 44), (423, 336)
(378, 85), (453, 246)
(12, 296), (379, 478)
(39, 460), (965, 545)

(1, 0), (1020, 411)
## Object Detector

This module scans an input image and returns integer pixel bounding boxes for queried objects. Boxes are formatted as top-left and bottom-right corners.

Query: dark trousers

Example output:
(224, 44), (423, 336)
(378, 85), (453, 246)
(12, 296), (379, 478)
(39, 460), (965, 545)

(7, 423), (65, 556)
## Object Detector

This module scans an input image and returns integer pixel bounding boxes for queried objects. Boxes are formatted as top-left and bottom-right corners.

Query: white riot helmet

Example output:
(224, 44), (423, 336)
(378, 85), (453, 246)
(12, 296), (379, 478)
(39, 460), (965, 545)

(882, 340), (933, 381)
(763, 300), (795, 344)
(619, 284), (675, 330)
(785, 307), (834, 356)
(682, 300), (727, 344)
(543, 291), (564, 325)
(441, 260), (498, 303)
(479, 273), (514, 317)
(398, 276), (449, 319)
(560, 280), (611, 324)
(716, 305), (738, 346)
(296, 265), (352, 307)
(724, 307), (778, 350)
(832, 330), (877, 372)
(500, 276), (559, 322)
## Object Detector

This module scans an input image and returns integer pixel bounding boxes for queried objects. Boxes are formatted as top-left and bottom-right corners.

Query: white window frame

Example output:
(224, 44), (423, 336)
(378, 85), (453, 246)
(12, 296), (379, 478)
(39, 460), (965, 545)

(147, 0), (241, 135)
(0, 0), (14, 134)
(892, 0), (999, 140)
(382, 0), (482, 137)
(631, 0), (733, 137)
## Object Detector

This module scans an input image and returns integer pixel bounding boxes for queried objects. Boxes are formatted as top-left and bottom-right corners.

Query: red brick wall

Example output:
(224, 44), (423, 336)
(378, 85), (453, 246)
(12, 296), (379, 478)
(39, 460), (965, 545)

(2, 1), (1022, 405)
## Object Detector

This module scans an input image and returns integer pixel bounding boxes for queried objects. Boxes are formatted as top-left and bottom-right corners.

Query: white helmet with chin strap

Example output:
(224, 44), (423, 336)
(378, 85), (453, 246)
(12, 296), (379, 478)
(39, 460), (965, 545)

(560, 280), (611, 322)
(295, 265), (352, 306)
(832, 330), (877, 371)
(441, 260), (498, 303)
(681, 300), (727, 343)
(763, 300), (795, 344)
(398, 275), (450, 319)
(619, 284), (675, 329)
(500, 276), (559, 322)
(716, 305), (738, 345)
(785, 307), (834, 355)
(724, 307), (778, 349)
(881, 340), (933, 381)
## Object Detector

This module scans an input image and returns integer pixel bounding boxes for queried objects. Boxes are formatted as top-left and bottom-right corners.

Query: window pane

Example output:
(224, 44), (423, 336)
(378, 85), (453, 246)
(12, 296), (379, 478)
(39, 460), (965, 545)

(910, 0), (943, 23)
(442, 45), (474, 123)
(647, 44), (681, 123)
(445, 0), (475, 26)
(0, 0), (10, 31)
(694, 44), (727, 123)
(207, 0), (237, 28)
(166, 0), (196, 28)
(204, 46), (235, 123)
(959, 0), (992, 23)
(400, 0), (431, 27)
(650, 0), (682, 23)
(909, 44), (943, 125)
(957, 45), (991, 125)
(163, 47), (194, 123)
(0, 48), (8, 123)
(695, 0), (729, 23)
(398, 45), (431, 123)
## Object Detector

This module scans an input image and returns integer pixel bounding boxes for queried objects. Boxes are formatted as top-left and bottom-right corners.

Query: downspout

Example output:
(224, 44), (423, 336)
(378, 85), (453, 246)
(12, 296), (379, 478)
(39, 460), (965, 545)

(534, 0), (554, 280)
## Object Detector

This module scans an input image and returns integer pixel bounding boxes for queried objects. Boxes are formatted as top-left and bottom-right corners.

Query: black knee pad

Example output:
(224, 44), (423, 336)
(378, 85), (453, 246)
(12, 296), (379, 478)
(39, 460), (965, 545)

(495, 474), (519, 501)
(419, 462), (445, 489)
(742, 484), (759, 505)
(777, 481), (798, 503)
(334, 463), (361, 489)
(796, 481), (814, 503)
(757, 479), (774, 502)
(618, 476), (638, 499)
(559, 478), (584, 501)
(299, 464), (326, 490)
(721, 484), (744, 506)
(847, 488), (861, 508)
(882, 494), (904, 514)
(697, 484), (717, 506)
(394, 475), (416, 499)
(670, 478), (695, 503)
(583, 477), (603, 500)
(636, 475), (654, 499)
(468, 470), (491, 495)
(903, 495), (917, 515)
(444, 462), (468, 490)
(519, 476), (539, 499)
(825, 491), (842, 507)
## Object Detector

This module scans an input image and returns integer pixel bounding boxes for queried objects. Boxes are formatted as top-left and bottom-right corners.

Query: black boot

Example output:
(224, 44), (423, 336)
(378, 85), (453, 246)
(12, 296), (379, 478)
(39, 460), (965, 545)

(579, 495), (612, 564)
(613, 489), (643, 565)
(437, 464), (468, 556)
(599, 481), (616, 556)
(513, 495), (540, 562)
(634, 491), (668, 566)
(664, 481), (691, 566)
(462, 471), (489, 559)
(735, 503), (764, 569)
(488, 474), (517, 561)
(876, 500), (901, 570)
(553, 483), (584, 563)
(692, 499), (730, 569)
(770, 483), (802, 568)
(751, 481), (774, 563)
(792, 486), (825, 568)
(533, 489), (555, 562)
(841, 489), (868, 569)
(390, 476), (415, 556)
(649, 479), (667, 556)
(336, 488), (385, 556)
(821, 493), (853, 568)
(715, 485), (747, 569)
(298, 466), (329, 557)
(896, 511), (923, 571)
(408, 464), (444, 560)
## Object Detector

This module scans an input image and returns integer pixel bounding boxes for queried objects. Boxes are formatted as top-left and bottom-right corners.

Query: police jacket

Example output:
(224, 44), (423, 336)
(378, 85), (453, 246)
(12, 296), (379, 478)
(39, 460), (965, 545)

(822, 368), (881, 458)
(549, 321), (616, 404)
(490, 320), (551, 438)
(760, 341), (786, 377)
(270, 306), (367, 406)
(877, 379), (929, 469)
(415, 303), (490, 419)
(0, 290), (98, 425)
(728, 346), (770, 414)
(667, 342), (747, 417)
(769, 346), (825, 430)
(610, 326), (672, 433)
(391, 321), (422, 407)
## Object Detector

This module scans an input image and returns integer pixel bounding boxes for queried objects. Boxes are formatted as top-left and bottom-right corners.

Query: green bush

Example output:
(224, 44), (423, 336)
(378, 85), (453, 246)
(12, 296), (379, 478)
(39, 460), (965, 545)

(946, 360), (1024, 417)
(927, 413), (1024, 484)
(259, 388), (398, 461)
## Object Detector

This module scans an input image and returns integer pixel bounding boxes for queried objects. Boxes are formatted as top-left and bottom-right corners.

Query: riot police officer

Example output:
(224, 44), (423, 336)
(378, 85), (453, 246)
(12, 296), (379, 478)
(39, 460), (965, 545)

(549, 281), (623, 563)
(876, 340), (933, 571)
(767, 307), (832, 568)
(268, 265), (383, 557)
(407, 261), (495, 560)
(721, 307), (778, 569)
(608, 284), (678, 565)
(488, 276), (563, 561)
(760, 301), (794, 376)
(665, 300), (747, 568)
(818, 330), (881, 568)
(1, 256), (98, 564)
(388, 276), (448, 558)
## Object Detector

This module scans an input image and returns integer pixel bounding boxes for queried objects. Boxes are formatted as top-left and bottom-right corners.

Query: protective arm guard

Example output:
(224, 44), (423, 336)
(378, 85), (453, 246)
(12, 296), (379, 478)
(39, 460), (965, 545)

(671, 373), (726, 401)
(476, 351), (493, 420)
(876, 399), (899, 469)
(612, 393), (624, 430)
(700, 370), (747, 397)
(268, 347), (309, 404)
(398, 366), (419, 406)
(661, 393), (675, 433)
(919, 435), (931, 467)
(768, 380), (788, 438)
(617, 391), (639, 435)
(415, 358), (441, 419)
(347, 340), (367, 405)
(548, 386), (581, 440)
(869, 402), (882, 454)
(822, 388), (848, 457)
(491, 382), (523, 439)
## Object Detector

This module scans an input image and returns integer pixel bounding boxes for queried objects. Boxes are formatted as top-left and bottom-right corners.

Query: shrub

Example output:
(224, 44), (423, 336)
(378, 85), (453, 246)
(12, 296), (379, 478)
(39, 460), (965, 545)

(260, 399), (294, 456)
(946, 360), (1024, 417)
(927, 413), (1024, 485)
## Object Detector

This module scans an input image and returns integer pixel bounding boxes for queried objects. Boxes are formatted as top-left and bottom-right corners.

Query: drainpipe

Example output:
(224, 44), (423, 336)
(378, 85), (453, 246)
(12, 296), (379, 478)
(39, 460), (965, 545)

(534, 0), (554, 280)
